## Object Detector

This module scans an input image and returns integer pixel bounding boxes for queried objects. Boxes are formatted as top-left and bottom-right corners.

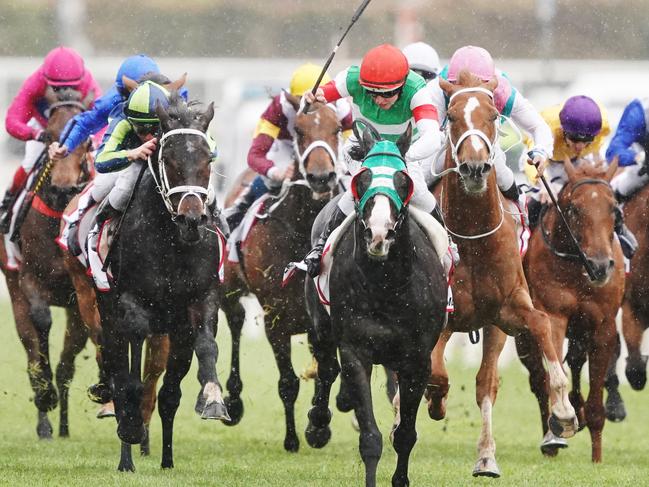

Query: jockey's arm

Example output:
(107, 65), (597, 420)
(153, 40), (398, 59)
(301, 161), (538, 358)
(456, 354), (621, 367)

(405, 90), (441, 162)
(303, 69), (351, 106)
(5, 69), (44, 141)
(95, 118), (139, 173)
(247, 96), (284, 177)
(605, 98), (647, 167)
(510, 93), (554, 161)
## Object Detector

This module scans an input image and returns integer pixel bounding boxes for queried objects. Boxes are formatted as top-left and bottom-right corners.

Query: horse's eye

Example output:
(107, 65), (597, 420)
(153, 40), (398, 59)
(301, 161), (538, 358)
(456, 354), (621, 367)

(295, 127), (304, 137)
(447, 114), (456, 123)
(334, 127), (342, 135)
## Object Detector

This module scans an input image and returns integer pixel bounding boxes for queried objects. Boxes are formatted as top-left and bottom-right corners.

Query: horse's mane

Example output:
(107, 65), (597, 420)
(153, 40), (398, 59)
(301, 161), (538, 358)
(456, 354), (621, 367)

(165, 92), (205, 128)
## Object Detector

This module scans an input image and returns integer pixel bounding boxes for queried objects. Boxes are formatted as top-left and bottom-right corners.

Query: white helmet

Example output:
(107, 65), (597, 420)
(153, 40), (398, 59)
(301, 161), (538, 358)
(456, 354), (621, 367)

(402, 42), (440, 80)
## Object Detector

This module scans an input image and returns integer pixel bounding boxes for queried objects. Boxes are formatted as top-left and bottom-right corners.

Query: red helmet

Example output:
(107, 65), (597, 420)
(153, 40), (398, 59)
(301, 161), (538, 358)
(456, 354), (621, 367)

(42, 47), (85, 87)
(359, 44), (409, 91)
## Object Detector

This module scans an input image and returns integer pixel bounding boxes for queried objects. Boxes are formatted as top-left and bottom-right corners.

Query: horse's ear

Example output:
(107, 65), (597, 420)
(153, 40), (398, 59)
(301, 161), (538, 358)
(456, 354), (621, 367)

(285, 92), (301, 111)
(155, 100), (171, 131)
(197, 102), (215, 132)
(564, 157), (577, 182)
(605, 156), (619, 182)
(362, 126), (378, 154)
(166, 73), (187, 92)
(82, 89), (95, 109)
(121, 75), (139, 93)
(439, 77), (455, 97)
(396, 124), (412, 157)
(484, 76), (498, 93)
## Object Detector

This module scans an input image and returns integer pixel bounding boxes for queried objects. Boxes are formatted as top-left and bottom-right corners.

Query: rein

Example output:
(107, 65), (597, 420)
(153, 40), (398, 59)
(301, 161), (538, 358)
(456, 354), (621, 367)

(148, 128), (212, 219)
(539, 178), (614, 260)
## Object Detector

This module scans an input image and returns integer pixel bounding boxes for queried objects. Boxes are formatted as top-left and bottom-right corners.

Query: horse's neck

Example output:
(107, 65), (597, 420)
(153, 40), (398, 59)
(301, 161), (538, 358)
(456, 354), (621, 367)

(442, 154), (502, 234)
(275, 184), (326, 237)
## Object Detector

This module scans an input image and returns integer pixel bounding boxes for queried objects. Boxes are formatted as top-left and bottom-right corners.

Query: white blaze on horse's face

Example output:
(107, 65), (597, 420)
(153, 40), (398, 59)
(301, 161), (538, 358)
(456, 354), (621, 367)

(366, 195), (395, 259)
(464, 97), (485, 153)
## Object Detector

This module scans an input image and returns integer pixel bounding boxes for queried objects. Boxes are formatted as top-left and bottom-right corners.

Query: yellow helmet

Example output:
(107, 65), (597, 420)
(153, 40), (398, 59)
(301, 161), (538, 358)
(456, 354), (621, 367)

(289, 63), (331, 97)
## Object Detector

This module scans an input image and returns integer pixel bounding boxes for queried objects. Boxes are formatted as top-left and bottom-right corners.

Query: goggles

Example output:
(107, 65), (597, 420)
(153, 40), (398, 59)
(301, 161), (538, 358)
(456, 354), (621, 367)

(365, 86), (403, 99)
(130, 120), (159, 136)
(565, 132), (595, 143)
(412, 68), (437, 82)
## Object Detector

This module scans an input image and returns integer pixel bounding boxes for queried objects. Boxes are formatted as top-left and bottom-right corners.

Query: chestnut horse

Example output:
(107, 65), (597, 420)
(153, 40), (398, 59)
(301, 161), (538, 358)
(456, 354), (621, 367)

(0, 86), (93, 439)
(220, 98), (341, 452)
(426, 72), (577, 477)
(518, 158), (624, 463)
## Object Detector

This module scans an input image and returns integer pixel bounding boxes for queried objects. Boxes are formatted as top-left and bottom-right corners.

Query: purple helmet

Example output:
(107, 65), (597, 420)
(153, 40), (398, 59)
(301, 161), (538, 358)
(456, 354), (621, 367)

(559, 96), (602, 139)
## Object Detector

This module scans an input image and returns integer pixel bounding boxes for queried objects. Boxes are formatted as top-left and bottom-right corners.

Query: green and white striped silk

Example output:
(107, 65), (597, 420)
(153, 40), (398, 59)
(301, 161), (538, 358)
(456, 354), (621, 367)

(355, 140), (411, 213)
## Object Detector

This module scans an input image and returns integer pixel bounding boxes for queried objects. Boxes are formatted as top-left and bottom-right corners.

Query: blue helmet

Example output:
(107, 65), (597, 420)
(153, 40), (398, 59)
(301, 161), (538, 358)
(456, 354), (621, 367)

(115, 54), (160, 91)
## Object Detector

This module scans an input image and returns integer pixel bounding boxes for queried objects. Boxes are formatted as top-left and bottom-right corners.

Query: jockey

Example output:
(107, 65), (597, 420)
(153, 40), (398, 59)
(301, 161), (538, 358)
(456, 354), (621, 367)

(92, 80), (219, 230)
(223, 63), (353, 231)
(432, 45), (552, 219)
(402, 41), (441, 83)
(302, 44), (443, 277)
(0, 46), (101, 232)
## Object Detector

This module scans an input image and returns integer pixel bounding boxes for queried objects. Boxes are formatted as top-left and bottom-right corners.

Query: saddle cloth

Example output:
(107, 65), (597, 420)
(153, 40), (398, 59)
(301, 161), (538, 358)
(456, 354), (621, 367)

(508, 198), (531, 257)
(315, 207), (454, 315)
(57, 183), (96, 267)
(227, 194), (271, 263)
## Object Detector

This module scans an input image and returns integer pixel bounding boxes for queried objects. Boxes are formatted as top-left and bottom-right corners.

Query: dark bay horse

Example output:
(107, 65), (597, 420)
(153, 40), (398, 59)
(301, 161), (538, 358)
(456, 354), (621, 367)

(0, 86), (93, 439)
(220, 97), (341, 452)
(304, 125), (447, 487)
(519, 158), (624, 462)
(426, 72), (578, 477)
(97, 93), (227, 471)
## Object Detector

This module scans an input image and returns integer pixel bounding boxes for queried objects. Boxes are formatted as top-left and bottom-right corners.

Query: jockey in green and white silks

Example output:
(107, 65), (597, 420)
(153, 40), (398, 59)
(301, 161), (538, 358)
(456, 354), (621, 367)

(301, 44), (443, 278)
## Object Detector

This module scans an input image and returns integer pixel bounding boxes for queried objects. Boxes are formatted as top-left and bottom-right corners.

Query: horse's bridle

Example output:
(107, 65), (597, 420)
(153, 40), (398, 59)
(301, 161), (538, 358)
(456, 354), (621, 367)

(540, 178), (615, 260)
(292, 105), (340, 178)
(148, 128), (213, 219)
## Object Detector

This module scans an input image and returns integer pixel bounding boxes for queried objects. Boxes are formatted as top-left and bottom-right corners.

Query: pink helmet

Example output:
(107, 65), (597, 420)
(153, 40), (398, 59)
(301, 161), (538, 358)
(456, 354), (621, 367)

(447, 46), (495, 82)
(42, 47), (86, 87)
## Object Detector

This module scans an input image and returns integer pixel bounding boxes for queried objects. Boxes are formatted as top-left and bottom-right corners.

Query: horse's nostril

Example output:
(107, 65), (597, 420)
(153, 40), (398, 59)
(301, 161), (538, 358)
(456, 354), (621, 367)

(482, 164), (493, 175)
(458, 163), (470, 176)
(327, 171), (336, 182)
(364, 228), (372, 242)
(386, 229), (396, 241)
(608, 259), (615, 269)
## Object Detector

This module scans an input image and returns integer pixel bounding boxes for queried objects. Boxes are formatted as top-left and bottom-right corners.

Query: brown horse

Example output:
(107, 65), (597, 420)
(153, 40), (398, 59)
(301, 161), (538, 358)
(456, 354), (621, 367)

(612, 183), (649, 391)
(426, 71), (578, 477)
(0, 86), (93, 439)
(518, 158), (624, 463)
(220, 97), (341, 451)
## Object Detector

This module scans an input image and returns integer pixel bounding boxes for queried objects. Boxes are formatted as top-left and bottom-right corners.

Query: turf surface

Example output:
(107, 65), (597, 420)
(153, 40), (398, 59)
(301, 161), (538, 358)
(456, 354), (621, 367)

(0, 303), (646, 486)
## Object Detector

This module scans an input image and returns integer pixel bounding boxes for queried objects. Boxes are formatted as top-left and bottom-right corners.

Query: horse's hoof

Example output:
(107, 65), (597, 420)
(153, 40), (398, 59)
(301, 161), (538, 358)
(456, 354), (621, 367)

(426, 396), (446, 421)
(117, 462), (135, 472)
(59, 426), (69, 438)
(548, 413), (578, 439)
(161, 460), (174, 470)
(87, 383), (112, 404)
(472, 457), (501, 478)
(221, 396), (243, 426)
(140, 426), (150, 457)
(625, 358), (647, 391)
(117, 422), (145, 445)
(540, 430), (568, 456)
(284, 434), (300, 453)
(201, 401), (230, 421)
(305, 423), (331, 449)
(605, 391), (627, 422)
(391, 472), (410, 487)
(96, 402), (116, 419)
(36, 417), (53, 440)
(35, 384), (59, 412)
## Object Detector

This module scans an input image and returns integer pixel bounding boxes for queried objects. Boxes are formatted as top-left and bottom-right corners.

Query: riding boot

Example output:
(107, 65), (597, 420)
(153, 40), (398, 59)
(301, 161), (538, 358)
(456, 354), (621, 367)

(95, 199), (122, 228)
(224, 186), (257, 231)
(304, 206), (346, 278)
(615, 205), (638, 259)
(67, 195), (96, 256)
(502, 182), (529, 226)
(527, 198), (544, 229)
(0, 188), (19, 234)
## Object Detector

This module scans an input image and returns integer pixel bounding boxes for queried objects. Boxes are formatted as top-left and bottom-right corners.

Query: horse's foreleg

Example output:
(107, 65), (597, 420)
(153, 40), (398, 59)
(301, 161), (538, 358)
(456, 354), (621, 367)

(56, 307), (89, 437)
(567, 335), (588, 431)
(268, 329), (300, 452)
(472, 325), (506, 478)
(505, 291), (577, 438)
(426, 326), (452, 420)
(115, 335), (145, 446)
(604, 333), (626, 422)
(220, 291), (246, 425)
(391, 368), (428, 487)
(140, 334), (168, 456)
(158, 327), (195, 469)
(621, 301), (648, 390)
(585, 318), (617, 463)
(27, 298), (58, 413)
(341, 347), (381, 487)
(193, 312), (228, 421)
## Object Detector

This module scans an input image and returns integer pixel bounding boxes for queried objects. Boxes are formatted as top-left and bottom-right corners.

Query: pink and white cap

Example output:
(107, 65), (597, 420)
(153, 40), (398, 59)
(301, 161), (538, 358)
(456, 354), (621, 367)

(447, 46), (495, 82)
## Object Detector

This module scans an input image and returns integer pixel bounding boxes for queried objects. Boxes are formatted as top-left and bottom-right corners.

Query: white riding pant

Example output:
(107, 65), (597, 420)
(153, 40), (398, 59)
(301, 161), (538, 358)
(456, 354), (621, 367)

(21, 120), (45, 172)
(611, 163), (649, 198)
